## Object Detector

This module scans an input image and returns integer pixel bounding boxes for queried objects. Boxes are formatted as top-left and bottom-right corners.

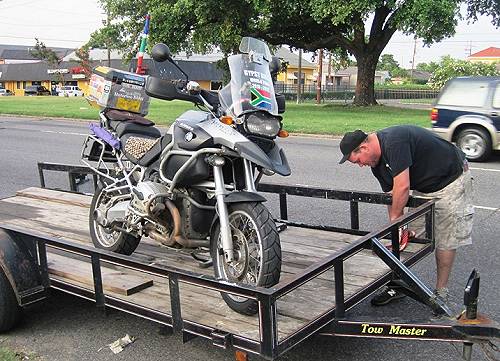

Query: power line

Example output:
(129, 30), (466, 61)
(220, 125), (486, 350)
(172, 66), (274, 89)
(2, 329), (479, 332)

(0, 0), (38, 10)
(0, 34), (87, 43)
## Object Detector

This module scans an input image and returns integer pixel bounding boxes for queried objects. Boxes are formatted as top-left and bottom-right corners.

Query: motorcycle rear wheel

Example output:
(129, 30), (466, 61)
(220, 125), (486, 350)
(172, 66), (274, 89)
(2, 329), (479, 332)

(89, 184), (141, 255)
(211, 202), (281, 315)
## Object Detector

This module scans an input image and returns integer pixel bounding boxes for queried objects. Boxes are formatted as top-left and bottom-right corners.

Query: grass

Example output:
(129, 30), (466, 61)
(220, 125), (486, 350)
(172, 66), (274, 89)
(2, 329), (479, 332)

(0, 346), (36, 361)
(0, 96), (431, 135)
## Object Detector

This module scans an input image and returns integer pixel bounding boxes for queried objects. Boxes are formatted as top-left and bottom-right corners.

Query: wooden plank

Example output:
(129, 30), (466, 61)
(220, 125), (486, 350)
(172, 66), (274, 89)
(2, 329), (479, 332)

(16, 187), (92, 208)
(47, 253), (153, 296)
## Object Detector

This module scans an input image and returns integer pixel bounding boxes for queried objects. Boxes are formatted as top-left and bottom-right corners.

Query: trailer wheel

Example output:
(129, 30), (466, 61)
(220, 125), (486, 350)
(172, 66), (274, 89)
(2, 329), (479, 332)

(211, 202), (281, 315)
(0, 270), (21, 332)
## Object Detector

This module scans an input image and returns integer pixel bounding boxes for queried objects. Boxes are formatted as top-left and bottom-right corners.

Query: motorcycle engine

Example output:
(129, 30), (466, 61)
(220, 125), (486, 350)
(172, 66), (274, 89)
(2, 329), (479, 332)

(129, 181), (170, 215)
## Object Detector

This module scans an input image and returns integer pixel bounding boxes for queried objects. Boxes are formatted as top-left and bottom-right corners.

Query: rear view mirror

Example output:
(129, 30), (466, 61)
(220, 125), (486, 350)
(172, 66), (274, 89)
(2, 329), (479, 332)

(269, 56), (281, 75)
(152, 43), (173, 63)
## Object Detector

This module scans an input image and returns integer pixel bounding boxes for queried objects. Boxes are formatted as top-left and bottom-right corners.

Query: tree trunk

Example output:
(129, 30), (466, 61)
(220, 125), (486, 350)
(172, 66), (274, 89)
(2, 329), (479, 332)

(353, 53), (379, 106)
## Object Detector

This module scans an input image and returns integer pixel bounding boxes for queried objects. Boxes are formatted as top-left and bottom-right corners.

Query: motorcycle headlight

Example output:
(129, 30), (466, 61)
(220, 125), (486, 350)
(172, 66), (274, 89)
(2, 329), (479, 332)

(244, 113), (281, 138)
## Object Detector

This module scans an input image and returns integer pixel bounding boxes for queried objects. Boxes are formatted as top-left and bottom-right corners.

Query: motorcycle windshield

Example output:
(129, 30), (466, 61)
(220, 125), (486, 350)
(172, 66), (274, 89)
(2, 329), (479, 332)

(219, 38), (279, 118)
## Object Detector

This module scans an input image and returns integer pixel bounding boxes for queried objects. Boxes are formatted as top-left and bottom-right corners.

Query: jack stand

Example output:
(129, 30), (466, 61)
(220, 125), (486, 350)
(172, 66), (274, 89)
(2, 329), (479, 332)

(462, 269), (480, 361)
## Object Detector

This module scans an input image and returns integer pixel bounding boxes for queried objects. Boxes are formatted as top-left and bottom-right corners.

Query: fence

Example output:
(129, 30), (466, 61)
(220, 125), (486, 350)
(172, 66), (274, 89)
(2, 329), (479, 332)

(274, 84), (439, 103)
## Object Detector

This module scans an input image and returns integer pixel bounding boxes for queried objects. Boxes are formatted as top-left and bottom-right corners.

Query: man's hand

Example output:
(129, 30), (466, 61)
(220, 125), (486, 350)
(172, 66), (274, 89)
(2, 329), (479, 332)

(389, 168), (410, 221)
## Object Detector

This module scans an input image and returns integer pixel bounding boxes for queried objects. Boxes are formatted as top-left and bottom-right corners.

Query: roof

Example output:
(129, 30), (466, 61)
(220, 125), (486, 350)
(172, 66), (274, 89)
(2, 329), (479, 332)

(0, 45), (73, 61)
(0, 58), (224, 82)
(275, 47), (315, 68)
(468, 47), (500, 59)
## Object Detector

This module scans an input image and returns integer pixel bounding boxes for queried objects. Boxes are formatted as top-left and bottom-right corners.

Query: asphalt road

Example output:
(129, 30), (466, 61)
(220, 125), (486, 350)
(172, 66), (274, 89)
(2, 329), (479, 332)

(0, 116), (498, 361)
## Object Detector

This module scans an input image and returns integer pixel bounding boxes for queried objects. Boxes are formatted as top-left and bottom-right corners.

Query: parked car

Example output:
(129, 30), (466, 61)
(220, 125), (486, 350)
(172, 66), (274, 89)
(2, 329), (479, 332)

(0, 89), (13, 96)
(58, 85), (84, 97)
(431, 76), (500, 162)
(24, 85), (51, 96)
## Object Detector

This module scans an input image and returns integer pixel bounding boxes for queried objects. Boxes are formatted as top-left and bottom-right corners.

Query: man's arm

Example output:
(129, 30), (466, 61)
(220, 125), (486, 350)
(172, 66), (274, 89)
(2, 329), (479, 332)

(388, 168), (410, 221)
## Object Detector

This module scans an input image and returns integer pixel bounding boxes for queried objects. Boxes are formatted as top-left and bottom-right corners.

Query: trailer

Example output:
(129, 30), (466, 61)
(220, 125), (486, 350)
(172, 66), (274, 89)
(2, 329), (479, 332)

(0, 162), (498, 360)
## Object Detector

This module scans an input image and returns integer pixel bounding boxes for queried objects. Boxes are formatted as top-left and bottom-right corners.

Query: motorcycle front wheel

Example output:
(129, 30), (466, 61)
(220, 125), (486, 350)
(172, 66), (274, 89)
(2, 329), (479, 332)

(89, 183), (141, 255)
(211, 202), (281, 315)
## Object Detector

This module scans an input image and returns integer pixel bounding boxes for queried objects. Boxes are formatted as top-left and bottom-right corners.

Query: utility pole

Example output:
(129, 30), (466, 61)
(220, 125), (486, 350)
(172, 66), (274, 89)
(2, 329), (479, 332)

(107, 9), (111, 67)
(316, 49), (323, 104)
(297, 49), (302, 104)
(410, 38), (417, 80)
(328, 53), (332, 89)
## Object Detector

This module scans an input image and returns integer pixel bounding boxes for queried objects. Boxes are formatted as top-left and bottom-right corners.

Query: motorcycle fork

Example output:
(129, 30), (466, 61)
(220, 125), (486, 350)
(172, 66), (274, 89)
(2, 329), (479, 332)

(212, 159), (234, 262)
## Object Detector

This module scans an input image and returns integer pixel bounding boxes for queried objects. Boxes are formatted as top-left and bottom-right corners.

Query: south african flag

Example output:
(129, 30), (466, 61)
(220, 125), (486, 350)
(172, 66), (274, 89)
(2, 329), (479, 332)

(250, 87), (272, 111)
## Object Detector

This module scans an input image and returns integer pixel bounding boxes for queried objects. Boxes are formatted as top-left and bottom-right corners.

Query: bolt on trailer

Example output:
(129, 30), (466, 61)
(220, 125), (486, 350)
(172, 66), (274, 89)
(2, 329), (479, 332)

(0, 162), (497, 360)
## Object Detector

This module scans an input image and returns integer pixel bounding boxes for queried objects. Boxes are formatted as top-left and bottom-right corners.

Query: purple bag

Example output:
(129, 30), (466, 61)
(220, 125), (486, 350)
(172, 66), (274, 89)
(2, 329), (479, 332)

(89, 123), (121, 150)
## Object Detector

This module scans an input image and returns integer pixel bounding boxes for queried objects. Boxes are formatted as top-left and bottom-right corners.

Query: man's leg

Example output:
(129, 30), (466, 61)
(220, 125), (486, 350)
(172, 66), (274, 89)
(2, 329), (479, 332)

(435, 248), (456, 289)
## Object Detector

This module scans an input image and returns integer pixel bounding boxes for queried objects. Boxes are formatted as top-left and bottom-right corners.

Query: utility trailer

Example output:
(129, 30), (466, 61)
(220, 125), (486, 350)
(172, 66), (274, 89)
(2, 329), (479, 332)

(0, 162), (497, 360)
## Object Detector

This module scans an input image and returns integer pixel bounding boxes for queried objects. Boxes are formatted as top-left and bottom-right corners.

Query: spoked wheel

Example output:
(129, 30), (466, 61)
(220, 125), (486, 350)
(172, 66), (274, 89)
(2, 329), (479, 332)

(89, 183), (141, 255)
(211, 202), (281, 315)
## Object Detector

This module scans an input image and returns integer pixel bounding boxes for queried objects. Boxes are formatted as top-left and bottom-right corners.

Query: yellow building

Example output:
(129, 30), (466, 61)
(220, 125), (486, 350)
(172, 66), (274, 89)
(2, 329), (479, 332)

(274, 47), (316, 86)
(467, 47), (500, 64)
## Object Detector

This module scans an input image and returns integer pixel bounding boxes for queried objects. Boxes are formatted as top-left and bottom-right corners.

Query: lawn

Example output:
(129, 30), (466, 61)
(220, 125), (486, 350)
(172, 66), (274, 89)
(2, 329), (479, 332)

(0, 96), (431, 135)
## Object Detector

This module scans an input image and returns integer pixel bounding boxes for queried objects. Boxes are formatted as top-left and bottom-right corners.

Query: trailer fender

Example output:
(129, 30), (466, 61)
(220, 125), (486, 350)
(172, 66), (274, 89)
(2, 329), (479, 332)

(0, 229), (46, 306)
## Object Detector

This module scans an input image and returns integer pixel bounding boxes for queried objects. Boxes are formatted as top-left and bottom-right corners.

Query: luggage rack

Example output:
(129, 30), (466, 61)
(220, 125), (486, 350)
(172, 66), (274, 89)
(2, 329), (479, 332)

(0, 162), (497, 361)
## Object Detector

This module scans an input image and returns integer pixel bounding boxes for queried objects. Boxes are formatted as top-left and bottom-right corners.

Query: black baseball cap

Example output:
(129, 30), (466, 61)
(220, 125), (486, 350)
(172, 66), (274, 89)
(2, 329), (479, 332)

(339, 130), (368, 164)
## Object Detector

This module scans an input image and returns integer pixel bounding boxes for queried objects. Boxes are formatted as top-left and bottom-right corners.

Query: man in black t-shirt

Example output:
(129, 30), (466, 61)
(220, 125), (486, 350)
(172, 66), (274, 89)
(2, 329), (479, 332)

(339, 125), (473, 306)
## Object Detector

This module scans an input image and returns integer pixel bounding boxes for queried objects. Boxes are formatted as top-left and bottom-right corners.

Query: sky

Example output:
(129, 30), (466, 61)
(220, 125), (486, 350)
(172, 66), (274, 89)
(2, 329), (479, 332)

(0, 0), (498, 68)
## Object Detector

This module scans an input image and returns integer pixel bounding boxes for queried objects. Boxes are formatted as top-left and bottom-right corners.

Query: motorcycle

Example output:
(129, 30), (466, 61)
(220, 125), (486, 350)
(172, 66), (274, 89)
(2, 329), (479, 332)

(81, 37), (290, 315)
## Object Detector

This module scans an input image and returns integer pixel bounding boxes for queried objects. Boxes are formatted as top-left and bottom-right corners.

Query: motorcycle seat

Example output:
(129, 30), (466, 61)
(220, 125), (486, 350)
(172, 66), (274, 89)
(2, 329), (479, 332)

(109, 120), (161, 139)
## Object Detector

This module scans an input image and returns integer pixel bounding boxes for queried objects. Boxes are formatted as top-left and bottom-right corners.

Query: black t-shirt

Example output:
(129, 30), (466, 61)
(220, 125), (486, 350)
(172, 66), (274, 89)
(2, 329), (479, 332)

(371, 125), (465, 193)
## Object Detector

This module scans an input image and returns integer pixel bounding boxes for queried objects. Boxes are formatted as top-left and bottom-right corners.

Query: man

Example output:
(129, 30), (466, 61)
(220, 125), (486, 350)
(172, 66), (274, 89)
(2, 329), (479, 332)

(339, 125), (473, 305)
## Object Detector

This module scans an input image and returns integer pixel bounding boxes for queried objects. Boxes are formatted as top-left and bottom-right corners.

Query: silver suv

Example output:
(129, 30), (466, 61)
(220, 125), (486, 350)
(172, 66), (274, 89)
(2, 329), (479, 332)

(431, 76), (500, 162)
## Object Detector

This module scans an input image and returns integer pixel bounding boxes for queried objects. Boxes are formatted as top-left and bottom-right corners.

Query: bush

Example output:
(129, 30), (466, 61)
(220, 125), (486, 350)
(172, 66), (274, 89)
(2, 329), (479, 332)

(429, 56), (500, 89)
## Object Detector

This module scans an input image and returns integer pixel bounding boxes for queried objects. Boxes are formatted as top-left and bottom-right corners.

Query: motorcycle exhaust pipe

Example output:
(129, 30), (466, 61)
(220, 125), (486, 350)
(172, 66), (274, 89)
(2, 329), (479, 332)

(145, 201), (209, 248)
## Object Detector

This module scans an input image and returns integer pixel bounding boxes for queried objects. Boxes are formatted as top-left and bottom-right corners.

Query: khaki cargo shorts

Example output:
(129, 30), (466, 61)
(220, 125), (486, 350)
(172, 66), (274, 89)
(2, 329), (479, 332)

(413, 170), (473, 250)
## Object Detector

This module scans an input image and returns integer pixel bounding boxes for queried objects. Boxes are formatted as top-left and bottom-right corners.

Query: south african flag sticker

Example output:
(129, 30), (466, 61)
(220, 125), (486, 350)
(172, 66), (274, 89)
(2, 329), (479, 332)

(250, 87), (272, 110)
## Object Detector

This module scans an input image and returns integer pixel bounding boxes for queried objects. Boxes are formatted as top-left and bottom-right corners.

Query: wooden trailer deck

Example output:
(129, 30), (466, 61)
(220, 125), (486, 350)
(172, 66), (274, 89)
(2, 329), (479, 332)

(0, 187), (429, 342)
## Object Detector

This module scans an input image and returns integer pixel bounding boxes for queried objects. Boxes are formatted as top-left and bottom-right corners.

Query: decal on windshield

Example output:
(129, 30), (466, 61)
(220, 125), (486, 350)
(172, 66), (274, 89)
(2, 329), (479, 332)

(250, 87), (272, 111)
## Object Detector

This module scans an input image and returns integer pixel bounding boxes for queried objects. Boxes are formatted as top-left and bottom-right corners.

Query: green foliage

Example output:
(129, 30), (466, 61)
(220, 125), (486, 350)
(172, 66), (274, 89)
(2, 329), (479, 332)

(466, 0), (500, 27)
(429, 56), (500, 89)
(30, 38), (64, 84)
(30, 38), (60, 65)
(416, 61), (439, 73)
(377, 54), (400, 72)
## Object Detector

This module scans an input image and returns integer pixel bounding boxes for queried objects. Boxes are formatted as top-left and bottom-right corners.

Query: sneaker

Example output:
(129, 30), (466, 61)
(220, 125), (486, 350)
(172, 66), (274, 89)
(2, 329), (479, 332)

(370, 286), (406, 306)
(433, 288), (449, 304)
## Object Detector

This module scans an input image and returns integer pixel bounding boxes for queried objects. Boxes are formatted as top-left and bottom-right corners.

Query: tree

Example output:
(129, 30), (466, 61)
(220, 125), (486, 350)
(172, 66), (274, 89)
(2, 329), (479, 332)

(74, 45), (92, 77)
(429, 56), (499, 89)
(95, 0), (500, 106)
(376, 54), (400, 72)
(416, 61), (439, 74)
(87, 23), (125, 64)
(30, 38), (64, 86)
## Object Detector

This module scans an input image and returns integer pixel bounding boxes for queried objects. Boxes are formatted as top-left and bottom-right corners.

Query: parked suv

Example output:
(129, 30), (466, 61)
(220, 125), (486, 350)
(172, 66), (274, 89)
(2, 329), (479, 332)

(24, 85), (51, 96)
(58, 85), (84, 97)
(431, 76), (500, 162)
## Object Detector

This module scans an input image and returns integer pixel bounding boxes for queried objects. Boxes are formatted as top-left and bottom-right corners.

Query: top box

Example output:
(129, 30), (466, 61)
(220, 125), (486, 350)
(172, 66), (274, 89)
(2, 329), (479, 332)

(87, 66), (150, 115)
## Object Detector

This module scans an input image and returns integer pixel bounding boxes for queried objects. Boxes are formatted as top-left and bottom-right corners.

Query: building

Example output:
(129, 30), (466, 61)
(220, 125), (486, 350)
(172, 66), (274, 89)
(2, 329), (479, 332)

(467, 47), (500, 64)
(317, 65), (390, 88)
(274, 47), (316, 86)
(1, 44), (319, 95)
(0, 44), (73, 64)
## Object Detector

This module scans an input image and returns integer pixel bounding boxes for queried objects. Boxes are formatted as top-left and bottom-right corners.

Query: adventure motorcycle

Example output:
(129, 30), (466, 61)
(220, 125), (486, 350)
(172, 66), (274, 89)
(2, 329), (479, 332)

(81, 37), (290, 315)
